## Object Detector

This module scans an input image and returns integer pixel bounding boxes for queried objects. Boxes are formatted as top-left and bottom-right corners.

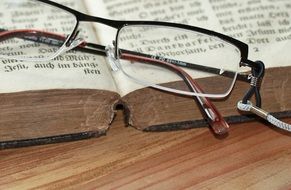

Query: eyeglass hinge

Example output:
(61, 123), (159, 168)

(248, 74), (259, 87)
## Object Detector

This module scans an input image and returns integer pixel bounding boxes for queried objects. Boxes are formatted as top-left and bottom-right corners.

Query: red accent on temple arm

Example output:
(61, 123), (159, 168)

(0, 29), (62, 42)
(120, 52), (229, 135)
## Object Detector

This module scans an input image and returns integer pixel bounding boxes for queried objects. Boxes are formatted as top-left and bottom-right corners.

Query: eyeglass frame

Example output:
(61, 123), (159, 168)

(0, 0), (266, 135)
(36, 0), (265, 103)
(2, 0), (262, 91)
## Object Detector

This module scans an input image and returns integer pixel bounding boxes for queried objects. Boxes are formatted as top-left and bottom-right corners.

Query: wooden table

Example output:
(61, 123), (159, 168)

(1, 112), (291, 190)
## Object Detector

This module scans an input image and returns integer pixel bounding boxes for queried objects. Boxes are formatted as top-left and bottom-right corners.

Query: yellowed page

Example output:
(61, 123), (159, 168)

(0, 0), (118, 93)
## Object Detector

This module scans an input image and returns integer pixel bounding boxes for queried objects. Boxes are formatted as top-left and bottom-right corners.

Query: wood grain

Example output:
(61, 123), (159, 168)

(0, 89), (120, 142)
(1, 67), (290, 147)
(0, 111), (290, 190)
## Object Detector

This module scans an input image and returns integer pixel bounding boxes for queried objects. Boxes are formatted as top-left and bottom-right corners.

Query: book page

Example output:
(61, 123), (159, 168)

(85, 0), (291, 96)
(0, 0), (118, 94)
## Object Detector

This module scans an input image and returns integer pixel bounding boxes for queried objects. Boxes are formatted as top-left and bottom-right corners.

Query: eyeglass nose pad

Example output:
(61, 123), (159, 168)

(66, 29), (81, 45)
(60, 30), (85, 53)
(57, 38), (84, 55)
(67, 38), (84, 49)
(105, 45), (120, 72)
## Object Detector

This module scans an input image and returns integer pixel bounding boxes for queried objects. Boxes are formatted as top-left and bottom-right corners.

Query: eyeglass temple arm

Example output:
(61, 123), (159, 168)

(0, 29), (74, 46)
(119, 52), (229, 135)
(0, 28), (249, 82)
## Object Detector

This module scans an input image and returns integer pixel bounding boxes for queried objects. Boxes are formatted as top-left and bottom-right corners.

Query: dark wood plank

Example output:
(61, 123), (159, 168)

(0, 89), (120, 142)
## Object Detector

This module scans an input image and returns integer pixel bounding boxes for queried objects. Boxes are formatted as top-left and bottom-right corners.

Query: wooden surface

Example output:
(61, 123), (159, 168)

(0, 90), (120, 142)
(0, 112), (291, 190)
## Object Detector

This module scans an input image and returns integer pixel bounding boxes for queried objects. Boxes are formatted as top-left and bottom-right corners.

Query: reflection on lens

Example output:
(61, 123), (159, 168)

(117, 25), (241, 97)
(0, 0), (76, 59)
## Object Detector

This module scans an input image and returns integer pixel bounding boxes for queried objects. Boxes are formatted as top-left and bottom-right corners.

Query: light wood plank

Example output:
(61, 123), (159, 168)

(0, 112), (290, 190)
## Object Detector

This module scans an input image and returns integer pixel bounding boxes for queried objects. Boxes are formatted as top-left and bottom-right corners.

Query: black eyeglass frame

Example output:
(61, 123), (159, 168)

(35, 0), (250, 63)
(25, 0), (265, 107)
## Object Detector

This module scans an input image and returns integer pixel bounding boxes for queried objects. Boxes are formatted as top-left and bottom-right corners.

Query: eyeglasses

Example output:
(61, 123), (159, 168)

(1, 0), (289, 133)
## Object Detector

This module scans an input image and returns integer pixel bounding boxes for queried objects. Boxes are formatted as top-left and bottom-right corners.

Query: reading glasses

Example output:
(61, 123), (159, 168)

(0, 0), (290, 134)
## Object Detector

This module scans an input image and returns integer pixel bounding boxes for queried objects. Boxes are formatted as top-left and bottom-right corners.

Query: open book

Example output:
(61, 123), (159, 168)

(1, 0), (291, 148)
